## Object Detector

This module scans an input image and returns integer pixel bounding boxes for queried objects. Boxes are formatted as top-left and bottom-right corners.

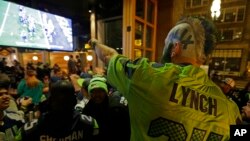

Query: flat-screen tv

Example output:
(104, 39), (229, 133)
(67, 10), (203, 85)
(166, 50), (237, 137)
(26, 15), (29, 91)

(0, 0), (74, 51)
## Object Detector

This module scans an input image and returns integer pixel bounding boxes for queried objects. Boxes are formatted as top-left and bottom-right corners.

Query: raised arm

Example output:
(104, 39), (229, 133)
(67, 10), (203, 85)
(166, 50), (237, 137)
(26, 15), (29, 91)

(89, 38), (118, 66)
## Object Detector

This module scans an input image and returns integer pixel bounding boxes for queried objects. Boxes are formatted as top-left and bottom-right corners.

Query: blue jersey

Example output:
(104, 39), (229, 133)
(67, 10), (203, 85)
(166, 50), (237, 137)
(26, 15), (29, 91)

(21, 111), (98, 141)
(0, 110), (25, 141)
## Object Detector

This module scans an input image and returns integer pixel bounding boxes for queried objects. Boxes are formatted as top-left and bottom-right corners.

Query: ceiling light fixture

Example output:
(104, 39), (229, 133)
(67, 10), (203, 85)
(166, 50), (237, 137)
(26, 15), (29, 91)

(32, 56), (38, 61)
(64, 56), (69, 61)
(87, 55), (93, 61)
(211, 0), (221, 20)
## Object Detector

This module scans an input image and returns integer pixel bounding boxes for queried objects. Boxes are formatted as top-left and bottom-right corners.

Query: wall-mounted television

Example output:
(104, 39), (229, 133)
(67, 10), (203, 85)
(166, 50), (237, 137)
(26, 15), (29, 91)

(0, 0), (74, 51)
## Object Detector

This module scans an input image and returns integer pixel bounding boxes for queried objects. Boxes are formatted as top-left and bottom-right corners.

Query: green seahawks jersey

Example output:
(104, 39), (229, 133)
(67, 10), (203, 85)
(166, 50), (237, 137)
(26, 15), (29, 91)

(107, 55), (241, 141)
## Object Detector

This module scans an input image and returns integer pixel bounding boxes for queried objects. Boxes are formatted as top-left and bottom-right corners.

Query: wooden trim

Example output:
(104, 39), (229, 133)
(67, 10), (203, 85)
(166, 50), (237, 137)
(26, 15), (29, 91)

(123, 0), (134, 58)
(152, 0), (158, 61)
(123, 0), (157, 60)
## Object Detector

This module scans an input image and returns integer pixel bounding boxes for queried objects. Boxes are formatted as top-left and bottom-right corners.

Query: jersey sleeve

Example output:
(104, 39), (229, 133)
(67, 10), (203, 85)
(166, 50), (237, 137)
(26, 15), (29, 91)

(79, 114), (99, 136)
(79, 114), (99, 128)
(107, 54), (147, 97)
(20, 119), (39, 141)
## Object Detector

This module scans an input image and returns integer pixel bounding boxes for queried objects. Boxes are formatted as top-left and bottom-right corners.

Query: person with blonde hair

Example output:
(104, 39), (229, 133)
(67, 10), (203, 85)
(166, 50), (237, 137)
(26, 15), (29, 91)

(17, 69), (44, 106)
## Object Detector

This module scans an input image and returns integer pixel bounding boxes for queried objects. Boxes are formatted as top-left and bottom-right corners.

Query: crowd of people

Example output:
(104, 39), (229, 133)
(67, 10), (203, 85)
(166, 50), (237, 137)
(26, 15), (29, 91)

(0, 16), (250, 140)
(0, 53), (130, 140)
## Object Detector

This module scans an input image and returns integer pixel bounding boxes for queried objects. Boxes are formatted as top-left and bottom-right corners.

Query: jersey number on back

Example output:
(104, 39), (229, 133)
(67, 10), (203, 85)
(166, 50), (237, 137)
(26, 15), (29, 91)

(148, 117), (223, 141)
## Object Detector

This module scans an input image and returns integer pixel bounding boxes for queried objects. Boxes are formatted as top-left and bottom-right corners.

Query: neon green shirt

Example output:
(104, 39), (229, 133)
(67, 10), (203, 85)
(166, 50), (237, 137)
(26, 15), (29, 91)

(107, 55), (241, 141)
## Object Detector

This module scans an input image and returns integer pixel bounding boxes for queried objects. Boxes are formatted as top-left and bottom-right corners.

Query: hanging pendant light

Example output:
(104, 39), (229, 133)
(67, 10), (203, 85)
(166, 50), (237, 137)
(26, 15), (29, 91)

(211, 0), (221, 20)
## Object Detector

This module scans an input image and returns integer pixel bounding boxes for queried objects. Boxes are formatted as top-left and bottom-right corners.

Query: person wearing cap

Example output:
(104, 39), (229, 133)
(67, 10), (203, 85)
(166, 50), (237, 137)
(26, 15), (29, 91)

(89, 16), (241, 140)
(88, 77), (109, 104)
(216, 77), (243, 110)
(20, 80), (99, 141)
(0, 73), (25, 140)
(82, 77), (130, 141)
(219, 77), (236, 96)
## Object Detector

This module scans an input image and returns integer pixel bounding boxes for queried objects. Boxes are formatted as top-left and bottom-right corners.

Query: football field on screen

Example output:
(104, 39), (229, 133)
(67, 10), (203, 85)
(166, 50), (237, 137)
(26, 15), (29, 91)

(0, 2), (48, 49)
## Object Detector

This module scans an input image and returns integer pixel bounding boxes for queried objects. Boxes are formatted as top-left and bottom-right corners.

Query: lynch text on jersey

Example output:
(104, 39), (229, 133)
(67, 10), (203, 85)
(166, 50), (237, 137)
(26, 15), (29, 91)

(169, 83), (217, 116)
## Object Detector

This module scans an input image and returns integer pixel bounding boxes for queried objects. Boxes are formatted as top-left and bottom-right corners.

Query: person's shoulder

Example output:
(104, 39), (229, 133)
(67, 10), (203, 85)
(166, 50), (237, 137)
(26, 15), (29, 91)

(21, 119), (40, 140)
(226, 96), (239, 105)
(5, 110), (25, 123)
(225, 98), (241, 116)
(109, 54), (129, 64)
(39, 81), (44, 86)
(22, 119), (39, 134)
(19, 79), (26, 83)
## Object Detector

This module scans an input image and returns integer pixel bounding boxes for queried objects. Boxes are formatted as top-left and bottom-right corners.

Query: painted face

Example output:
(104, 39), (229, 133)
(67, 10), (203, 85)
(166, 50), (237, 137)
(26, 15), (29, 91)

(90, 88), (107, 104)
(0, 88), (10, 110)
(241, 102), (250, 120)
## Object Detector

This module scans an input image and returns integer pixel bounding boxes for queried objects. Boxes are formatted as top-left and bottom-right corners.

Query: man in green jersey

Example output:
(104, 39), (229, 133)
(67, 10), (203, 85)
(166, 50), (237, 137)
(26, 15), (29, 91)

(89, 16), (242, 141)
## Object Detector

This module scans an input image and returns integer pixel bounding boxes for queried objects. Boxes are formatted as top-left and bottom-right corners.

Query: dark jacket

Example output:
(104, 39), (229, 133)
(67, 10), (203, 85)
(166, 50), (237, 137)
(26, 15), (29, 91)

(82, 94), (130, 141)
(21, 111), (96, 141)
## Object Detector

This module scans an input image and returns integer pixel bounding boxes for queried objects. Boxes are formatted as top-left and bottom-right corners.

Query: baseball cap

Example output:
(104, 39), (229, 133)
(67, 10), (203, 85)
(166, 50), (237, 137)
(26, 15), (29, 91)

(88, 77), (108, 94)
(223, 78), (235, 88)
(90, 77), (107, 83)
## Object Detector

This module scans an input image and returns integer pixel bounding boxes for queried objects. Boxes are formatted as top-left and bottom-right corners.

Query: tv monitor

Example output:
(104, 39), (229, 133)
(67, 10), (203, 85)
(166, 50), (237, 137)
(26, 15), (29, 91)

(0, 0), (74, 51)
